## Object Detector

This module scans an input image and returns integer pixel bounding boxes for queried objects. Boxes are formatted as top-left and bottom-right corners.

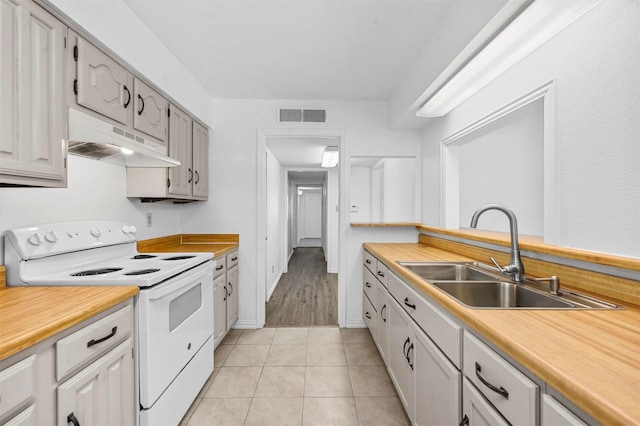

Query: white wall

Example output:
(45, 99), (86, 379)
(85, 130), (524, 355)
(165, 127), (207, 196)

(350, 166), (372, 222)
(326, 167), (339, 273)
(265, 148), (284, 301)
(421, 0), (640, 258)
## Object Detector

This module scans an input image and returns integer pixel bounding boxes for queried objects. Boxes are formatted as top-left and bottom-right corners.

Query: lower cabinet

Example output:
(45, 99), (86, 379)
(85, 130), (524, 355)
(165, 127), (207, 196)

(57, 339), (134, 426)
(541, 395), (588, 426)
(376, 280), (389, 363)
(413, 321), (461, 426)
(213, 250), (239, 348)
(387, 295), (414, 416)
(461, 377), (509, 426)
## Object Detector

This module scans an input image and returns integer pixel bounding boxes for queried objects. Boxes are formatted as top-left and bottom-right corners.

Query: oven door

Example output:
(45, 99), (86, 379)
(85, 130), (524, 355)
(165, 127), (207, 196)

(137, 260), (213, 408)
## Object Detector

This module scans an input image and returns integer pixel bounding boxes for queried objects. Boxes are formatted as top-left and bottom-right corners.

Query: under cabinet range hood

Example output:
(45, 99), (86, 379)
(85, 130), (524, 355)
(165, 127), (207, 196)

(67, 108), (180, 167)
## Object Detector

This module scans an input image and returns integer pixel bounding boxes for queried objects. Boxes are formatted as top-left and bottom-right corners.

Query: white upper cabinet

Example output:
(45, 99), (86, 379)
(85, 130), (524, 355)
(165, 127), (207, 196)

(192, 121), (209, 199)
(74, 37), (133, 126)
(134, 78), (168, 143)
(168, 104), (193, 197)
(0, 0), (67, 187)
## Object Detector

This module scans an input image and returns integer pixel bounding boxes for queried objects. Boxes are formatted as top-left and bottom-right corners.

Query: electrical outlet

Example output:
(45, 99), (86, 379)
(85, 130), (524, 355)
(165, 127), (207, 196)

(146, 213), (152, 227)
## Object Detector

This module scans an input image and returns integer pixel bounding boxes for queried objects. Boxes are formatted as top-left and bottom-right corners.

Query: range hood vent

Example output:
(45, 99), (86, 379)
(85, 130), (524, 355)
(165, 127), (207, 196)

(67, 108), (180, 168)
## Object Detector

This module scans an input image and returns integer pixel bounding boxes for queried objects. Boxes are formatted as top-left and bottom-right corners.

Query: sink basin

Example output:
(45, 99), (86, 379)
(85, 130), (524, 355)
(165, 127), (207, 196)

(431, 281), (574, 309)
(399, 262), (499, 281)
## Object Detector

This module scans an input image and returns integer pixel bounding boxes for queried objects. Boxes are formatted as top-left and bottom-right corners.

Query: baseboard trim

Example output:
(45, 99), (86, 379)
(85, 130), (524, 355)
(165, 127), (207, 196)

(345, 320), (367, 328)
(232, 320), (257, 329)
(266, 269), (283, 302)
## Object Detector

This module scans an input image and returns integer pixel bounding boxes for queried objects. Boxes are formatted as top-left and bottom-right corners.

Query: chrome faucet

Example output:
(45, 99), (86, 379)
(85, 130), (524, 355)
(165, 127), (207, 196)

(470, 204), (525, 282)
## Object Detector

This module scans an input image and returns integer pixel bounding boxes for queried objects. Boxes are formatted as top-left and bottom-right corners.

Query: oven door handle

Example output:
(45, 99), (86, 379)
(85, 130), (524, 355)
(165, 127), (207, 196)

(148, 262), (211, 300)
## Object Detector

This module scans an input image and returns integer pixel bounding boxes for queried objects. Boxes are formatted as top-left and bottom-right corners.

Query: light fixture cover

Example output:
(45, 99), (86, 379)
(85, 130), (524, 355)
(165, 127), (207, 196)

(321, 146), (339, 168)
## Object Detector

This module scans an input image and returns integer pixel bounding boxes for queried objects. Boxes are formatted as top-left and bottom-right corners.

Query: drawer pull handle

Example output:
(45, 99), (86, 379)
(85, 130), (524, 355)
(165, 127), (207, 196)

(475, 362), (509, 399)
(216, 265), (224, 271)
(459, 414), (469, 426)
(231, 256), (238, 261)
(122, 85), (131, 108)
(404, 298), (416, 310)
(67, 412), (80, 426)
(228, 283), (233, 296)
(381, 304), (387, 322)
(87, 326), (117, 348)
(365, 259), (372, 264)
(407, 343), (414, 370)
(377, 271), (385, 278)
(365, 282), (371, 288)
(137, 93), (145, 115)
(223, 285), (227, 301)
(403, 337), (410, 358)
(365, 312), (371, 319)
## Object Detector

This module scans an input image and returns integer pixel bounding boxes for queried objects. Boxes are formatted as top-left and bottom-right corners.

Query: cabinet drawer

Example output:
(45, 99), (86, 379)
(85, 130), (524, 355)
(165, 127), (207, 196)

(213, 258), (226, 278)
(56, 304), (133, 381)
(388, 271), (462, 368)
(0, 355), (35, 419)
(3, 403), (36, 426)
(363, 294), (378, 342)
(375, 262), (388, 288)
(541, 395), (587, 426)
(363, 251), (376, 273)
(363, 267), (378, 311)
(462, 377), (509, 426)
(226, 251), (239, 269)
(464, 332), (538, 426)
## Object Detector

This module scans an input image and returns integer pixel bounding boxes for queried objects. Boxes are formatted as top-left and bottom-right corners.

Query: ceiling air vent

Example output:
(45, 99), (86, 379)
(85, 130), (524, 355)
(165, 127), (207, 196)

(278, 108), (326, 124)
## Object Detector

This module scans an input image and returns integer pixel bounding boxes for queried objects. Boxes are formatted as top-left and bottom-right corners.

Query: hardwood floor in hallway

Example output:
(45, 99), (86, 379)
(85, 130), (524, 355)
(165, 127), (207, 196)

(266, 247), (338, 326)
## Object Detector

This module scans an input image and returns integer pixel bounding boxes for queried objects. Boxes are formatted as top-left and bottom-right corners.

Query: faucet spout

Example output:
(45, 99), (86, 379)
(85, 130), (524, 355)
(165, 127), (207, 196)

(470, 204), (525, 282)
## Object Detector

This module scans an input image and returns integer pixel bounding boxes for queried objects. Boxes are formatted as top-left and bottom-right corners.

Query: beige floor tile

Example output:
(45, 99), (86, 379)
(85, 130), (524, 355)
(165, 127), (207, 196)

(344, 342), (384, 366)
(178, 397), (201, 426)
(349, 365), (396, 397)
(307, 327), (342, 344)
(354, 396), (411, 425)
(186, 398), (251, 426)
(254, 366), (306, 397)
(237, 328), (276, 345)
(341, 328), (374, 344)
(214, 343), (234, 367)
(244, 397), (304, 426)
(273, 327), (309, 345)
(196, 370), (218, 398)
(306, 344), (347, 366)
(205, 366), (262, 398)
(265, 344), (307, 366)
(221, 329), (242, 345)
(302, 397), (359, 426)
(304, 366), (353, 397)
(224, 344), (270, 366)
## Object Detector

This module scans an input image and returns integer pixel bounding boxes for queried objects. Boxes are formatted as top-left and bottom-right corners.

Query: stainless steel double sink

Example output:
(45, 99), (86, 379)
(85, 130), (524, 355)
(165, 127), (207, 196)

(398, 262), (618, 309)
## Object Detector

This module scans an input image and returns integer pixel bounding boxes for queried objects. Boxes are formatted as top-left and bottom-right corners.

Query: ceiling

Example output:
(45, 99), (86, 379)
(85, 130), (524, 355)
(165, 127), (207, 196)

(122, 0), (500, 101)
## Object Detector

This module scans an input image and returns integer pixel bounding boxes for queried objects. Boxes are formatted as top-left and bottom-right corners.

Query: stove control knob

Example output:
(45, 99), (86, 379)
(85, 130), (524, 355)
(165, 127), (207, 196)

(129, 225), (138, 234)
(121, 225), (131, 234)
(45, 230), (59, 243)
(27, 233), (43, 246)
(90, 227), (102, 238)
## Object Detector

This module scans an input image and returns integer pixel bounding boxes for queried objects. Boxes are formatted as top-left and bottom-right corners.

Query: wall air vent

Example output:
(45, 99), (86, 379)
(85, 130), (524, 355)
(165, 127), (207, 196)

(278, 108), (326, 124)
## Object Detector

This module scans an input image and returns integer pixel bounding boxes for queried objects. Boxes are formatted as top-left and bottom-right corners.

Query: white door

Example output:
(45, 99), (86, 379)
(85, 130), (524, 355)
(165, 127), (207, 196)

(299, 190), (322, 239)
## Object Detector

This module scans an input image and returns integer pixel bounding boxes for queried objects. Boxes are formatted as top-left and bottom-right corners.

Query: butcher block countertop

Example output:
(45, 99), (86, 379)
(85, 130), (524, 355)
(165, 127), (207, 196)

(364, 242), (640, 426)
(137, 233), (238, 258)
(0, 283), (138, 361)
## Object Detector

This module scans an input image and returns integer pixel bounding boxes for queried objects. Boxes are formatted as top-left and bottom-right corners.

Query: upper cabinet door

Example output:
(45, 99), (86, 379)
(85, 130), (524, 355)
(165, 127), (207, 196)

(0, 0), (67, 186)
(168, 105), (193, 197)
(75, 37), (133, 125)
(133, 78), (168, 143)
(192, 121), (208, 199)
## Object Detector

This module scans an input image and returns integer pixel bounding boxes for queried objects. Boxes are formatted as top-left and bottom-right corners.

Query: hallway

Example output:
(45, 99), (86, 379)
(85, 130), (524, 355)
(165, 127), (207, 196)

(266, 247), (338, 326)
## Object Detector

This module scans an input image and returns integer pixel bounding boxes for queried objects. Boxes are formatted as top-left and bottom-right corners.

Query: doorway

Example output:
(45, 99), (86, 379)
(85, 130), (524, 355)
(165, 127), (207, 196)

(256, 131), (343, 327)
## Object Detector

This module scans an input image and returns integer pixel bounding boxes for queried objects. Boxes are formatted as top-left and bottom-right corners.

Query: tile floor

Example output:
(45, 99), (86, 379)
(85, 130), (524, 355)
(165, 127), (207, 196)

(179, 327), (411, 425)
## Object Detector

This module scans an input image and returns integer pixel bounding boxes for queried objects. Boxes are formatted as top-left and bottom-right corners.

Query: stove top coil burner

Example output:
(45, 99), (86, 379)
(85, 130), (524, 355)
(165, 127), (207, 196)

(162, 255), (196, 261)
(71, 267), (123, 276)
(124, 268), (161, 276)
(132, 254), (158, 260)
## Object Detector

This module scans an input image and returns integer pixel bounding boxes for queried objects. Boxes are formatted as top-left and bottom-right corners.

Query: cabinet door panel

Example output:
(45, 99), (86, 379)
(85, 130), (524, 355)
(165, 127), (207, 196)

(462, 378), (509, 426)
(213, 273), (227, 347)
(387, 296), (413, 418)
(168, 105), (193, 196)
(1, 0), (66, 184)
(103, 341), (134, 426)
(226, 266), (239, 330)
(76, 37), (132, 125)
(133, 78), (168, 142)
(413, 324), (461, 426)
(376, 281), (389, 363)
(192, 121), (208, 199)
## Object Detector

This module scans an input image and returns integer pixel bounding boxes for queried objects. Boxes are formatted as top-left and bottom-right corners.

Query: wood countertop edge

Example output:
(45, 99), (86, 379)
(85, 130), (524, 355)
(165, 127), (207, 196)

(0, 266), (5, 289)
(0, 286), (138, 361)
(363, 242), (640, 426)
(417, 226), (640, 272)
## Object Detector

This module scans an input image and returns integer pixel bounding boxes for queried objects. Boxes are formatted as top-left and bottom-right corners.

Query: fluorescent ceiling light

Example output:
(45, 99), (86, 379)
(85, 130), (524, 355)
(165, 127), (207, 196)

(417, 0), (601, 118)
(321, 146), (339, 168)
